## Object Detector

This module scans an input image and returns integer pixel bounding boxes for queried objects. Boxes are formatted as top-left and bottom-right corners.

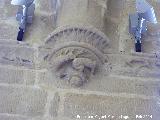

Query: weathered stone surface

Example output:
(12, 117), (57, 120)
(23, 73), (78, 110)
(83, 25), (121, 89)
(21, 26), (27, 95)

(0, 45), (35, 68)
(94, 0), (107, 8)
(49, 92), (60, 117)
(0, 0), (5, 8)
(0, 86), (47, 117)
(0, 66), (36, 85)
(57, 0), (105, 31)
(38, 70), (160, 96)
(24, 12), (54, 44)
(35, 0), (53, 13)
(28, 116), (59, 120)
(0, 114), (29, 120)
(83, 75), (160, 97)
(107, 0), (126, 19)
(107, 54), (160, 78)
(148, 23), (160, 36)
(0, 22), (18, 41)
(63, 93), (160, 120)
(0, 0), (160, 120)
(103, 17), (119, 53)
(0, 0), (17, 20)
(38, 53), (160, 96)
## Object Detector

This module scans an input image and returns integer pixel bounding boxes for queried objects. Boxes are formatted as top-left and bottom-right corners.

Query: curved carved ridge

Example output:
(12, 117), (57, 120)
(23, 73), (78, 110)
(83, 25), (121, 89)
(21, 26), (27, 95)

(48, 42), (106, 64)
(44, 25), (109, 52)
(43, 25), (110, 87)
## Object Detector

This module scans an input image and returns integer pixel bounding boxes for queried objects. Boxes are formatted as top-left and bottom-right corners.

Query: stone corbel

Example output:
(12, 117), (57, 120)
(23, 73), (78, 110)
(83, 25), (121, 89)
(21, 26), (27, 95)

(42, 26), (109, 87)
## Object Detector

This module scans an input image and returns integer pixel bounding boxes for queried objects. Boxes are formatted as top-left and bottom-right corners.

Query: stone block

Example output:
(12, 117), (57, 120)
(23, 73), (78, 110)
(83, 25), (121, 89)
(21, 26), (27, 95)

(23, 12), (55, 44)
(107, 54), (160, 78)
(103, 17), (120, 53)
(107, 0), (126, 19)
(38, 54), (160, 96)
(0, 0), (17, 20)
(57, 0), (105, 31)
(84, 75), (160, 97)
(148, 23), (160, 36)
(0, 22), (18, 41)
(0, 114), (29, 120)
(63, 93), (160, 120)
(0, 86), (47, 117)
(0, 66), (36, 85)
(35, 0), (53, 13)
(49, 93), (60, 117)
(94, 0), (107, 8)
(38, 70), (160, 96)
(0, 45), (35, 68)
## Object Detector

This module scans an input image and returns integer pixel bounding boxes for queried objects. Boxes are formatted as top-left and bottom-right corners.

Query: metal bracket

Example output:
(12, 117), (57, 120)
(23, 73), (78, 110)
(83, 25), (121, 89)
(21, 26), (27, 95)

(11, 0), (35, 41)
(129, 0), (157, 52)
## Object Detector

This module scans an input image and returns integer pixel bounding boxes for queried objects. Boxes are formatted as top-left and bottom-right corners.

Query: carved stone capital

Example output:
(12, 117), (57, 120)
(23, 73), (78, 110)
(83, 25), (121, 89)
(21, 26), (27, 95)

(42, 25), (109, 87)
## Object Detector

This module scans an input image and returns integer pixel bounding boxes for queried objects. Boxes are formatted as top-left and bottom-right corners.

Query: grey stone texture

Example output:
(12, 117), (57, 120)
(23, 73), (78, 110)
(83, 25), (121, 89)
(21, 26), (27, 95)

(0, 114), (29, 120)
(49, 92), (60, 117)
(38, 67), (160, 96)
(0, 0), (17, 20)
(63, 93), (160, 120)
(57, 0), (105, 31)
(0, 86), (47, 117)
(0, 22), (18, 41)
(0, 66), (36, 85)
(107, 54), (160, 78)
(0, 44), (35, 68)
(35, 0), (54, 13)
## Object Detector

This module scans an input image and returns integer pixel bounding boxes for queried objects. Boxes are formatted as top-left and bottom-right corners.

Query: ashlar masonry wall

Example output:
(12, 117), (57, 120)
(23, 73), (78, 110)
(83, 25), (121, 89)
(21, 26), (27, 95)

(0, 0), (159, 120)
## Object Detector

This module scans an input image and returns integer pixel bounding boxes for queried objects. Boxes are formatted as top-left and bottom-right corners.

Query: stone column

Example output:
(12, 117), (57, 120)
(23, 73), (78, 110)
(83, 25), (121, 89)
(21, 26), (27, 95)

(56, 0), (105, 30)
(40, 0), (109, 87)
(103, 0), (128, 53)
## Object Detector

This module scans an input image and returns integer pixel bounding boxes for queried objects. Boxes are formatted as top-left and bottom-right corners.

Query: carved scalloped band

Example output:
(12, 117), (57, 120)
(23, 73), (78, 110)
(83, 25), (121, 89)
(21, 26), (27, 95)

(42, 25), (109, 87)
